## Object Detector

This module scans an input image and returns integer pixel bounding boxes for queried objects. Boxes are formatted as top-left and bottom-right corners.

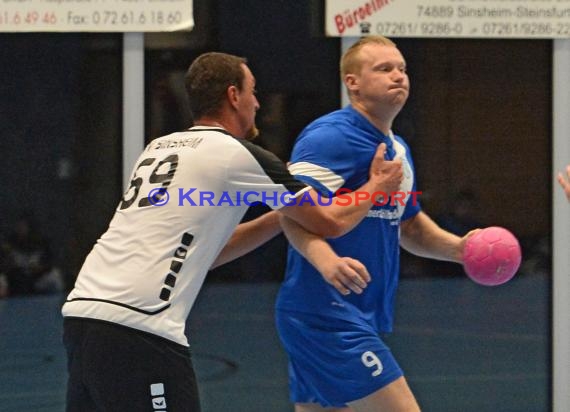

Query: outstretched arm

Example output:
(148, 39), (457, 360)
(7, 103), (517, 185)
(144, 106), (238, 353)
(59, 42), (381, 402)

(557, 165), (570, 202)
(281, 143), (403, 238)
(211, 211), (281, 269)
(211, 143), (402, 270)
(399, 211), (477, 263)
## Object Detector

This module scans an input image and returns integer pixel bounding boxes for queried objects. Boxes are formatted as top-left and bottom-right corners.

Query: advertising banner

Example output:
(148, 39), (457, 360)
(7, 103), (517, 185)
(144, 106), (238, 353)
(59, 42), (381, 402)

(326, 0), (570, 38)
(0, 0), (193, 32)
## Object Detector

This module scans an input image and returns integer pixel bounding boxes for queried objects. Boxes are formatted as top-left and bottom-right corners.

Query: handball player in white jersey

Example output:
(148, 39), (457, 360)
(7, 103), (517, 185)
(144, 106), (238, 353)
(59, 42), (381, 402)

(61, 52), (404, 411)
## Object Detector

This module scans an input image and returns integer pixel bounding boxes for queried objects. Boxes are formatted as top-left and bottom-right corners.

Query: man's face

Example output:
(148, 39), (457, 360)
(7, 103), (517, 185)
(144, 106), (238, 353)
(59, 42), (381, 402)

(348, 44), (410, 112)
(237, 64), (260, 140)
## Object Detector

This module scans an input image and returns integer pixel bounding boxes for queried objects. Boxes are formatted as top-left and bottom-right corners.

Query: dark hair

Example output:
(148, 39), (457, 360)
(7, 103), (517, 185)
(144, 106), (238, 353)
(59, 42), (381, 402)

(184, 52), (247, 119)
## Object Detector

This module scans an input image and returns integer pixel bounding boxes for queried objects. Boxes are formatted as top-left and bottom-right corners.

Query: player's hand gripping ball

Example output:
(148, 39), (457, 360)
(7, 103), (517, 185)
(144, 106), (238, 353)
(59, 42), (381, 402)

(462, 227), (522, 286)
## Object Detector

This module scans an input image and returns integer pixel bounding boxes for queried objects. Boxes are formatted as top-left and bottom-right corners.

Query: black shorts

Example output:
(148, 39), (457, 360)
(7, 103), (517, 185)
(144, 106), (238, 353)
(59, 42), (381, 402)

(63, 317), (201, 412)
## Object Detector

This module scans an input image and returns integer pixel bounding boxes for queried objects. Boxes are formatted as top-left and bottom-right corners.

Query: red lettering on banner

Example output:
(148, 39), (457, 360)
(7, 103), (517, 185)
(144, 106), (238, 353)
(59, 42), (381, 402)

(335, 14), (345, 34)
(333, 0), (393, 34)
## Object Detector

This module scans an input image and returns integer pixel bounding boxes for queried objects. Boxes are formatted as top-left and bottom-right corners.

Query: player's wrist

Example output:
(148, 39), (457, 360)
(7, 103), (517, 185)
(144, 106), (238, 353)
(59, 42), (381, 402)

(362, 180), (384, 198)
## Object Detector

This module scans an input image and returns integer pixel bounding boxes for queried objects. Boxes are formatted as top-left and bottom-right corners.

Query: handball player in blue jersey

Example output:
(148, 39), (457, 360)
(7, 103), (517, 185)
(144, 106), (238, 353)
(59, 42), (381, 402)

(275, 36), (477, 412)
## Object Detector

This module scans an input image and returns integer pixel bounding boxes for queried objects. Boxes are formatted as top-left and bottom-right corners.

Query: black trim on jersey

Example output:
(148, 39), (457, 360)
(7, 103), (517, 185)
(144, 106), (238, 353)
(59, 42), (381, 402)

(65, 298), (170, 315)
(187, 127), (234, 137)
(187, 126), (307, 193)
(236, 139), (308, 194)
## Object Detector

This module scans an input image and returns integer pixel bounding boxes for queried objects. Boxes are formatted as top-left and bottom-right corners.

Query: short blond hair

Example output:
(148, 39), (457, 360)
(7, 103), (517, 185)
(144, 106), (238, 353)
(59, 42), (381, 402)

(340, 35), (396, 78)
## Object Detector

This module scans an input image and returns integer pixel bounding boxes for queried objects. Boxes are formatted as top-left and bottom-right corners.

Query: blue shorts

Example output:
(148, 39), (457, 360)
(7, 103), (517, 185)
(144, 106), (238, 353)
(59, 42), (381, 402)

(275, 310), (403, 408)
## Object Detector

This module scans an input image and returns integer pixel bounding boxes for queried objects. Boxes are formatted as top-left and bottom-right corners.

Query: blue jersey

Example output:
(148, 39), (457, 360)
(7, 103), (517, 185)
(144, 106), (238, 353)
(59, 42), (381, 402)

(275, 105), (421, 333)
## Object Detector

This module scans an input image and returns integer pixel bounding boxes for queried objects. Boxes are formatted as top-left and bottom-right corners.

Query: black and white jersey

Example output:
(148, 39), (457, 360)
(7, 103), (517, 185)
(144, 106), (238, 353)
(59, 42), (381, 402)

(62, 126), (310, 346)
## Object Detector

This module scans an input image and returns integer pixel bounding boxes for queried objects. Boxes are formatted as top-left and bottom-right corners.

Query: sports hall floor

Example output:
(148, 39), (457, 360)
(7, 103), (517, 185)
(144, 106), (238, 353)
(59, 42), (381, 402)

(0, 275), (549, 412)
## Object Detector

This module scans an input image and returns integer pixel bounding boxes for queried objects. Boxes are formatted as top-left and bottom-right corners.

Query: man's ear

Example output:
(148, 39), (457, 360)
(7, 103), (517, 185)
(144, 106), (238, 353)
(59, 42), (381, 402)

(227, 85), (240, 109)
(344, 74), (359, 93)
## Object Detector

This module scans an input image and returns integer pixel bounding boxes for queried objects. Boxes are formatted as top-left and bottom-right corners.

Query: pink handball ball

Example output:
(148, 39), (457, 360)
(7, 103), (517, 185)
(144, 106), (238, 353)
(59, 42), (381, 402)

(462, 227), (522, 286)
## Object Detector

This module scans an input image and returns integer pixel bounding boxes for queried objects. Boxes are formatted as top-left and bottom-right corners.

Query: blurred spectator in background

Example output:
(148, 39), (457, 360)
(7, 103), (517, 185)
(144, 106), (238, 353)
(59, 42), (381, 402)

(255, 92), (291, 162)
(0, 213), (63, 296)
(519, 235), (551, 278)
(0, 246), (8, 298)
(436, 189), (483, 236)
(148, 56), (192, 141)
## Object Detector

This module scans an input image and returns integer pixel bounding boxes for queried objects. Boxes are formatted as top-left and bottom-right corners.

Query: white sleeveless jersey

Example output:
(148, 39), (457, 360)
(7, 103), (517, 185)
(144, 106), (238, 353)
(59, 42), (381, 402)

(62, 126), (309, 346)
